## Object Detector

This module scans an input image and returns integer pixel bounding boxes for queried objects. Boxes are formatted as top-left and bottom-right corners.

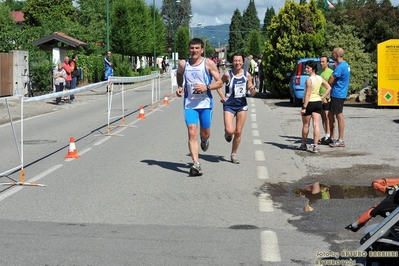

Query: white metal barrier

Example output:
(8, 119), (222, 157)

(0, 72), (161, 187)
(104, 72), (161, 136)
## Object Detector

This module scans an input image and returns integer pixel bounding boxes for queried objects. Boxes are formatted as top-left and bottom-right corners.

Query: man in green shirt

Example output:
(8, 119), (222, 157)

(318, 56), (334, 145)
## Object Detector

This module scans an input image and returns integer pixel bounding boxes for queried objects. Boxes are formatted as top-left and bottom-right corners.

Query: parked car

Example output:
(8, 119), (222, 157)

(288, 57), (336, 107)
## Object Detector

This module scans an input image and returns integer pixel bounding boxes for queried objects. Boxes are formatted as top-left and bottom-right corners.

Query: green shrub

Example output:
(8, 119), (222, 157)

(30, 60), (53, 92)
(137, 67), (152, 76)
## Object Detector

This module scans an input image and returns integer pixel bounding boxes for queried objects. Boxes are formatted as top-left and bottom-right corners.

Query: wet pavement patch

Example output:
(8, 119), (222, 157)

(228, 224), (259, 230)
(23, 140), (57, 145)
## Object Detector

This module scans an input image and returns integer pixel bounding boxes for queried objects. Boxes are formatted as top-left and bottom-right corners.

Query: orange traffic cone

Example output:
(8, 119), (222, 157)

(163, 94), (169, 105)
(64, 136), (81, 158)
(137, 106), (146, 119)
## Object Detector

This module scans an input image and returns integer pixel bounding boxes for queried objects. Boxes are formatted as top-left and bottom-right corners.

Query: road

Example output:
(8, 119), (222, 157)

(0, 74), (398, 265)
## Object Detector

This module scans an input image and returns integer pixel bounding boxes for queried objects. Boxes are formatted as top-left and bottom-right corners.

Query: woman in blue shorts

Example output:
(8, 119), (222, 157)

(217, 52), (256, 164)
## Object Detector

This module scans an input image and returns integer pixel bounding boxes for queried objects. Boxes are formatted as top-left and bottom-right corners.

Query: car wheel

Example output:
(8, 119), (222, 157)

(293, 95), (302, 107)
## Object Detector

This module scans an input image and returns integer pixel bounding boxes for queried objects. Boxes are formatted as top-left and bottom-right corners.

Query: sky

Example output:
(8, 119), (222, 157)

(148, 0), (399, 27)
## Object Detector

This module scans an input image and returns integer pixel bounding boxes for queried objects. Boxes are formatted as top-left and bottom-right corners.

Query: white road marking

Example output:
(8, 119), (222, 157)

(251, 123), (258, 129)
(258, 193), (274, 212)
(253, 139), (262, 145)
(252, 130), (259, 137)
(0, 164), (63, 201)
(261, 230), (281, 261)
(257, 166), (269, 179)
(65, 148), (92, 162)
(251, 114), (257, 122)
(255, 150), (265, 161)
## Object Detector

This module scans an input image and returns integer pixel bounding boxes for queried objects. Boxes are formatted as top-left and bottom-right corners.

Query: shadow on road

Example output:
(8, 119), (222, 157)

(141, 159), (189, 174)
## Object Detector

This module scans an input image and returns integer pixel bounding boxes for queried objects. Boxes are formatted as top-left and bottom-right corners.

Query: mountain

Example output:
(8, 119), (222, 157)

(195, 24), (230, 48)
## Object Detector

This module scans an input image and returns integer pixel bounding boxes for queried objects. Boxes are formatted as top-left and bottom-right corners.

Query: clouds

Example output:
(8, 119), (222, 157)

(190, 0), (284, 26)
(151, 0), (399, 26)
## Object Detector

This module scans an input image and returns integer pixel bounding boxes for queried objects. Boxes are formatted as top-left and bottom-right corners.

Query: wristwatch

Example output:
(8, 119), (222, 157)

(206, 85), (210, 91)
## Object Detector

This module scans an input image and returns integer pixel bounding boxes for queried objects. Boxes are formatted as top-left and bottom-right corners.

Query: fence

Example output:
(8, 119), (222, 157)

(1, 72), (162, 187)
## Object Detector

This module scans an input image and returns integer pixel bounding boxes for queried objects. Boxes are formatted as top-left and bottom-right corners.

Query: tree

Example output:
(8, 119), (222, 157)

(242, 0), (260, 41)
(110, 0), (134, 57)
(161, 0), (192, 52)
(23, 0), (76, 28)
(4, 0), (26, 11)
(228, 9), (244, 56)
(76, 0), (107, 54)
(322, 23), (374, 95)
(151, 5), (167, 57)
(247, 29), (260, 56)
(110, 0), (153, 57)
(262, 7), (275, 38)
(263, 0), (326, 97)
(0, 3), (18, 52)
(176, 26), (190, 59)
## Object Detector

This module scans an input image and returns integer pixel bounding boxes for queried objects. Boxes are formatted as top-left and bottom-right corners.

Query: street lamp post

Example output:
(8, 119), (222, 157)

(106, 0), (109, 51)
(173, 0), (181, 69)
(153, 0), (156, 71)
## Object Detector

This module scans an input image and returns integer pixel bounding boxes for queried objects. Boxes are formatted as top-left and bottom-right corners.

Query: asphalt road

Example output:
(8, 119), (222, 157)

(0, 74), (398, 265)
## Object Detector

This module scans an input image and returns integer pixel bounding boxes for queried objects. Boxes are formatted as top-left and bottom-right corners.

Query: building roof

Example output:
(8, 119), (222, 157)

(11, 11), (24, 23)
(32, 32), (87, 50)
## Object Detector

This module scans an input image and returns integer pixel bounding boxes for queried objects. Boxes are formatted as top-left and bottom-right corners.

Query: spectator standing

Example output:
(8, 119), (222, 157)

(69, 54), (78, 102)
(249, 55), (256, 88)
(161, 56), (166, 74)
(216, 52), (256, 164)
(328, 47), (351, 148)
(63, 56), (72, 103)
(299, 60), (331, 153)
(243, 54), (251, 73)
(257, 55), (265, 93)
(175, 38), (223, 176)
(318, 55), (334, 145)
(165, 56), (170, 72)
(53, 63), (66, 104)
(104, 51), (113, 92)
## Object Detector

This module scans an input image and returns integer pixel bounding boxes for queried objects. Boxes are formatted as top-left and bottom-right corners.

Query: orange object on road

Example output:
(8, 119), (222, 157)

(137, 106), (146, 119)
(64, 136), (81, 158)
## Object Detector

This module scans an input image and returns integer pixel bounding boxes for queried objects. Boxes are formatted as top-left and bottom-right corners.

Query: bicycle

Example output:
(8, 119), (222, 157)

(22, 74), (34, 97)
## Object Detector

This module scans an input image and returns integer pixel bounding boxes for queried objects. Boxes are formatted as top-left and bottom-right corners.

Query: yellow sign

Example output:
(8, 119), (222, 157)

(377, 39), (399, 106)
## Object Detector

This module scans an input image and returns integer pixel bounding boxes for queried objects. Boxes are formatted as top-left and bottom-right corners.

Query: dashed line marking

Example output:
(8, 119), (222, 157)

(251, 123), (258, 129)
(252, 130), (259, 137)
(253, 139), (262, 145)
(65, 148), (92, 162)
(257, 166), (269, 179)
(261, 230), (281, 261)
(258, 193), (274, 212)
(251, 114), (257, 122)
(255, 150), (265, 161)
(0, 164), (63, 202)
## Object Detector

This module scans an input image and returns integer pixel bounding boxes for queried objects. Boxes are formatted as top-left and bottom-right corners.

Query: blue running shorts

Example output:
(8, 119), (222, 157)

(184, 108), (213, 129)
(223, 105), (248, 116)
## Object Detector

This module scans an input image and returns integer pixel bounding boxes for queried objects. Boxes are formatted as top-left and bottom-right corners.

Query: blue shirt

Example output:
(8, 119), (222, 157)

(330, 61), (350, 99)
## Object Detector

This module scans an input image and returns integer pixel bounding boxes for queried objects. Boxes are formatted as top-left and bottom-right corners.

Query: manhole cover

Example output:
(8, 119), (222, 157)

(23, 140), (57, 145)
(228, 224), (259, 230)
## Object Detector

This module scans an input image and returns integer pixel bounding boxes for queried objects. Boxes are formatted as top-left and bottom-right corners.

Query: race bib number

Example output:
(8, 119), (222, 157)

(234, 83), (245, 98)
(190, 83), (206, 99)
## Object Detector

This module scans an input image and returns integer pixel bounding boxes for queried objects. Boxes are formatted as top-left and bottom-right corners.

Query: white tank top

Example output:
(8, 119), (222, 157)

(183, 58), (213, 109)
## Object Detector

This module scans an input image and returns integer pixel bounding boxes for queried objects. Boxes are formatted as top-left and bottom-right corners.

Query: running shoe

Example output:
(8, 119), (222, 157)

(189, 162), (203, 176)
(231, 154), (240, 164)
(310, 144), (320, 153)
(329, 140), (345, 148)
(299, 143), (307, 150)
(321, 137), (333, 145)
(200, 139), (209, 152)
(224, 133), (232, 143)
